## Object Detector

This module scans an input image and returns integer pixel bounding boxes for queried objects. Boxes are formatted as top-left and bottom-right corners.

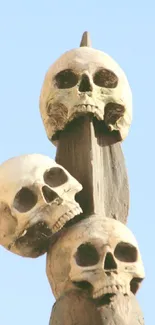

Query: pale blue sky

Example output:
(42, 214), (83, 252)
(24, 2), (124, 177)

(0, 1), (154, 324)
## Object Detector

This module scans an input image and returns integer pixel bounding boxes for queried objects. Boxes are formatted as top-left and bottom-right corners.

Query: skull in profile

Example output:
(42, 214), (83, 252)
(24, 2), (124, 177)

(0, 154), (82, 257)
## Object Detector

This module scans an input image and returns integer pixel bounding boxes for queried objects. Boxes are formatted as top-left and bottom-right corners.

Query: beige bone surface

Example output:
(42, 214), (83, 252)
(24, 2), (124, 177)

(0, 153), (82, 257)
(46, 215), (145, 299)
(40, 46), (132, 143)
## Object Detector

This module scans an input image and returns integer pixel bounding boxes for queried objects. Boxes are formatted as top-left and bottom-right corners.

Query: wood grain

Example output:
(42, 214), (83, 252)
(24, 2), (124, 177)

(49, 289), (144, 325)
(56, 116), (129, 223)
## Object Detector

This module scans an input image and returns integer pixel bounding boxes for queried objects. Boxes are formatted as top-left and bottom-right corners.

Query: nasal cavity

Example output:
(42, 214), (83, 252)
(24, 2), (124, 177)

(79, 74), (92, 92)
(42, 186), (59, 203)
(104, 252), (117, 270)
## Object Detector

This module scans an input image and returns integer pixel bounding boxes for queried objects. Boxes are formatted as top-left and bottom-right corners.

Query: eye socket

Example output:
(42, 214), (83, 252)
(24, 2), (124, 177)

(55, 69), (79, 89)
(75, 242), (100, 266)
(114, 242), (138, 263)
(130, 277), (143, 294)
(13, 187), (37, 213)
(104, 102), (125, 125)
(93, 68), (118, 88)
(44, 167), (68, 188)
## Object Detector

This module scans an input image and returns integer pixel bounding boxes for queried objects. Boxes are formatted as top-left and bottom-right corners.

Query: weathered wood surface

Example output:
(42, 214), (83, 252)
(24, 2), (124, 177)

(51, 114), (144, 325)
(49, 289), (144, 325)
(56, 116), (129, 224)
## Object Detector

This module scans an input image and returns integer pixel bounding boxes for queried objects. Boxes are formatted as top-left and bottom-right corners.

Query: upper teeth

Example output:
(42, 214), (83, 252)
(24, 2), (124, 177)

(70, 105), (103, 120)
(93, 284), (130, 299)
(52, 205), (82, 233)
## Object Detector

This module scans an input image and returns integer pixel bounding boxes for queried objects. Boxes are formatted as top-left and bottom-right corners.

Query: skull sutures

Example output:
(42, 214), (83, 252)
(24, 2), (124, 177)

(40, 45), (132, 144)
(46, 216), (145, 299)
(0, 154), (82, 257)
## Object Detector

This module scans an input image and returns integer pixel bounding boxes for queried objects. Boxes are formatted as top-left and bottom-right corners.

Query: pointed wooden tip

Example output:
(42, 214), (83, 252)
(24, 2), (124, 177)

(80, 31), (92, 47)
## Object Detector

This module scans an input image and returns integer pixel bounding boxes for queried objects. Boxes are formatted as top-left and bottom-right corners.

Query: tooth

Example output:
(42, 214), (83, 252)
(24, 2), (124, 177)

(120, 285), (123, 293)
(63, 215), (69, 222)
(72, 208), (79, 216)
(93, 292), (98, 299)
(57, 220), (63, 227)
(105, 286), (110, 294)
(63, 213), (69, 218)
(82, 105), (86, 110)
(72, 209), (78, 216)
(68, 210), (74, 217)
(87, 105), (91, 111)
(99, 289), (103, 297)
(20, 229), (27, 237)
(122, 286), (126, 294)
(52, 225), (58, 233)
(74, 205), (82, 214)
(93, 289), (100, 298)
(94, 290), (101, 298)
(75, 208), (81, 215)
(118, 285), (121, 292)
(122, 286), (125, 293)
(96, 291), (101, 298)
(62, 214), (69, 222)
(59, 218), (65, 227)
(108, 124), (114, 131)
(58, 212), (72, 226)
(58, 216), (63, 223)
(95, 112), (100, 119)
(53, 225), (58, 231)
(102, 287), (107, 295)
(126, 285), (130, 295)
(108, 286), (114, 294)
(63, 213), (71, 220)
(59, 215), (65, 222)
(112, 285), (117, 293)
(55, 222), (60, 229)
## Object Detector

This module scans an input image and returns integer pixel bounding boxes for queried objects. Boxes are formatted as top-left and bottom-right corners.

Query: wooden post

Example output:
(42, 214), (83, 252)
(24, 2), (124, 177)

(50, 290), (144, 325)
(49, 117), (144, 324)
(56, 116), (129, 224)
(45, 32), (144, 324)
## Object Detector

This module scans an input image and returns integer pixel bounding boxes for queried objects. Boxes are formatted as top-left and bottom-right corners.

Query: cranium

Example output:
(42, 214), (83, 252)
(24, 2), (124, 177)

(46, 215), (144, 300)
(40, 34), (132, 144)
(0, 154), (82, 257)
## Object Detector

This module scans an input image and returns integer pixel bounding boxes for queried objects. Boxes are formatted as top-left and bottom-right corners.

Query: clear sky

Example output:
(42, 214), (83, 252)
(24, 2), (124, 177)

(0, 1), (154, 324)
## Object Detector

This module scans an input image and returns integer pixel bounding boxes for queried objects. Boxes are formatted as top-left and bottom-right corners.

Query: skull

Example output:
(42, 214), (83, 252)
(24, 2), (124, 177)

(40, 47), (132, 144)
(0, 154), (82, 257)
(46, 215), (144, 299)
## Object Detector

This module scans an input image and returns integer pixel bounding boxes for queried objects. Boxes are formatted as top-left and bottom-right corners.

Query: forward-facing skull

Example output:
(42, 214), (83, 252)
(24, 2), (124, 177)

(46, 216), (144, 299)
(0, 154), (82, 257)
(40, 44), (132, 144)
